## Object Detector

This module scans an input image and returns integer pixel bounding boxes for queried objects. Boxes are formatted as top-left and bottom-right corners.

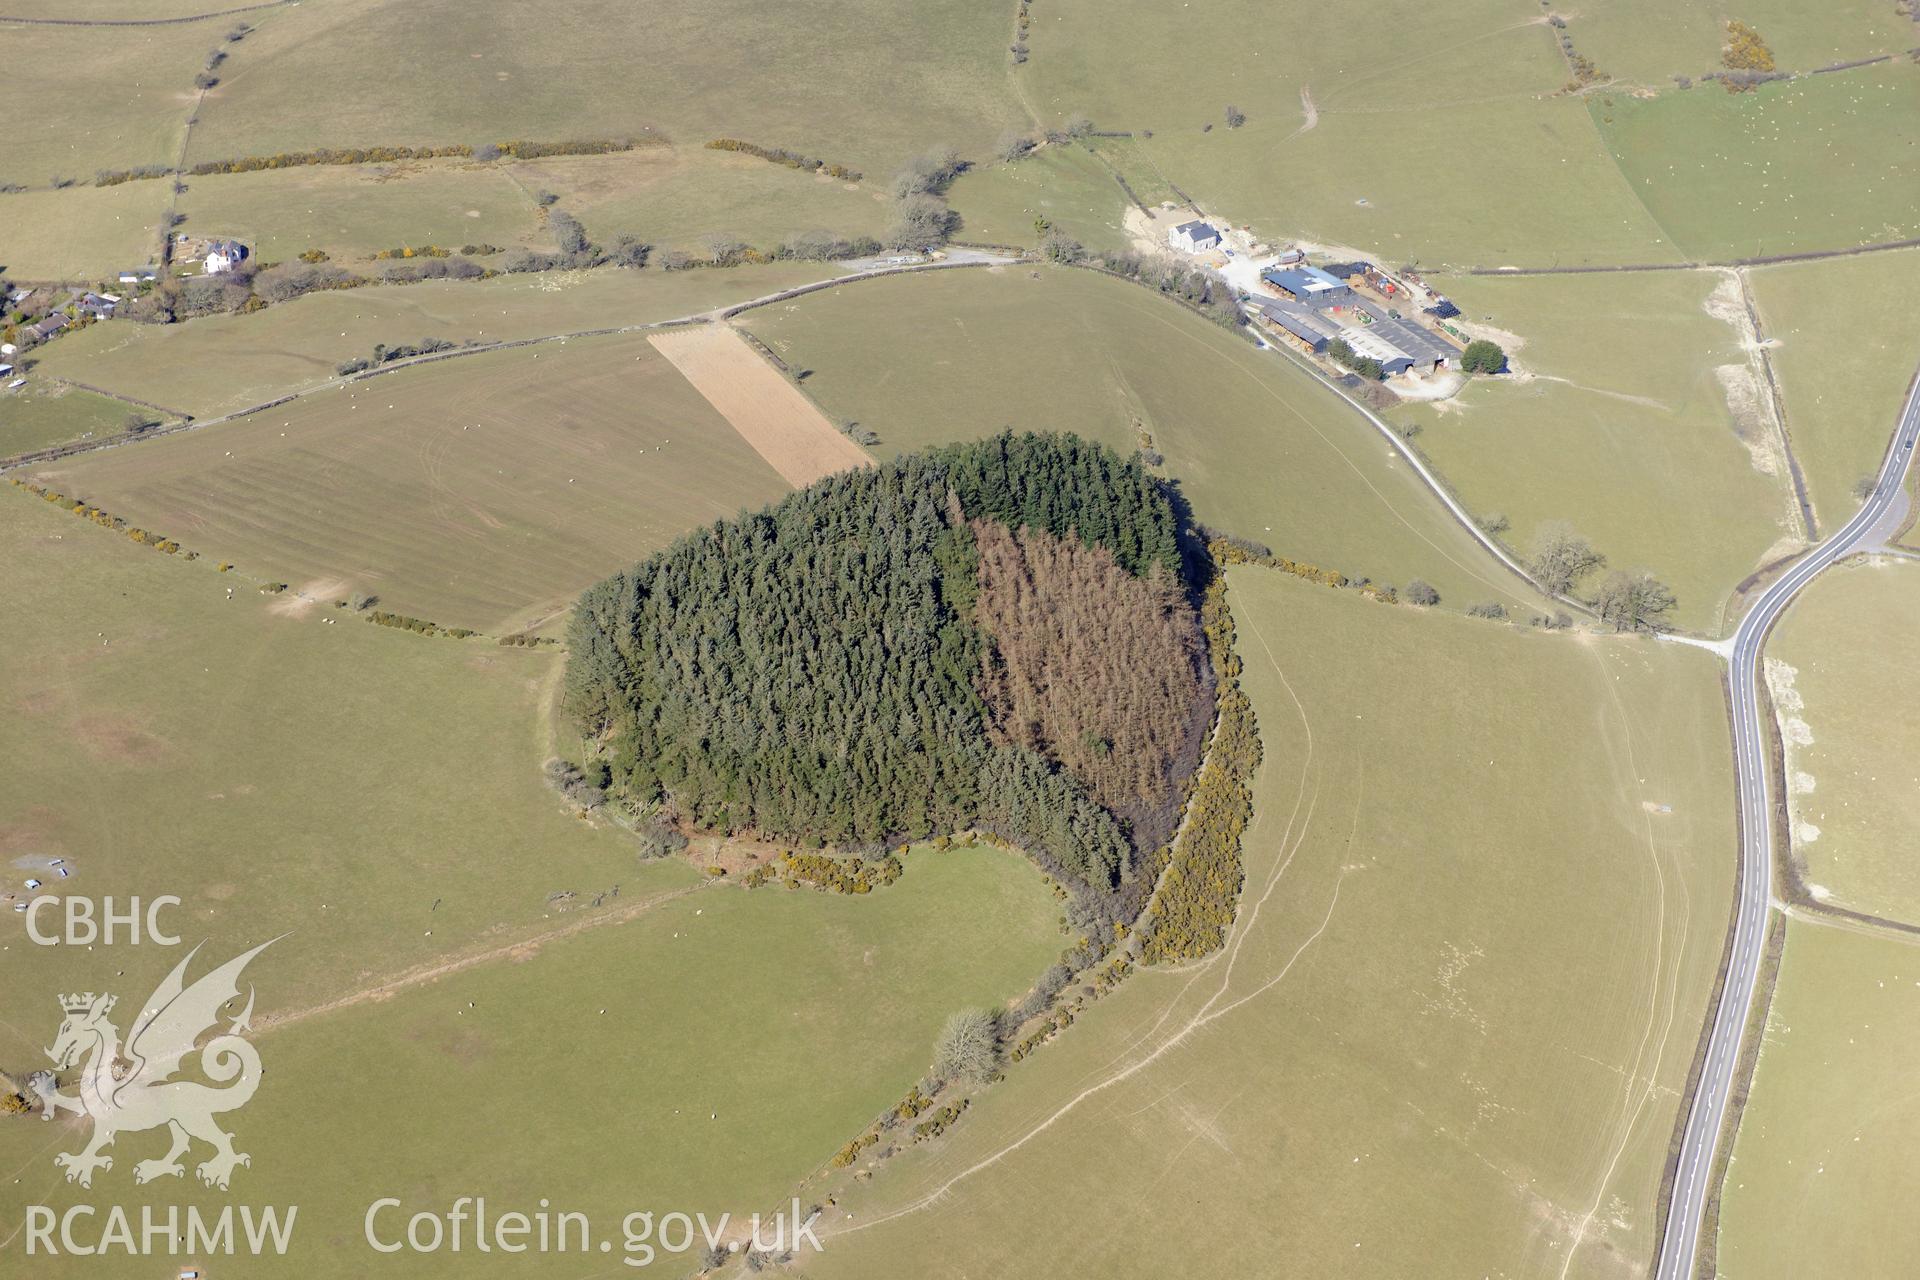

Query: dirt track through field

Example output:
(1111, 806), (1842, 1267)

(648, 325), (873, 487)
(251, 881), (709, 1039)
(838, 606), (1343, 1240)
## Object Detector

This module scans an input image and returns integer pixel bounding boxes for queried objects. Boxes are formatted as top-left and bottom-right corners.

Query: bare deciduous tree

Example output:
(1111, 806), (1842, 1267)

(1594, 571), (1676, 632)
(1528, 522), (1604, 595)
(933, 1009), (1000, 1084)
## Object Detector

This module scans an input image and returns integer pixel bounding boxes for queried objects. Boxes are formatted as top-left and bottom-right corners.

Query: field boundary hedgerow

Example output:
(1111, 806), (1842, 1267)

(186, 137), (655, 177)
(1134, 563), (1256, 964)
(44, 138), (668, 191)
(3, 476), (543, 646)
(1733, 269), (1818, 540)
(1462, 235), (1920, 276)
(705, 138), (861, 182)
(0, 258), (1016, 472)
(717, 258), (1002, 319)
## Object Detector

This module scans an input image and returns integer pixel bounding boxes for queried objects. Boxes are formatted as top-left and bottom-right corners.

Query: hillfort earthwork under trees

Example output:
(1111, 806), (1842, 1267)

(561, 432), (1216, 931)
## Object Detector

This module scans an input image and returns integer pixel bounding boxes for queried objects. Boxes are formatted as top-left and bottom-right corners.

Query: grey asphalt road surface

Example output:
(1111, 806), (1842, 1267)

(1655, 364), (1920, 1279)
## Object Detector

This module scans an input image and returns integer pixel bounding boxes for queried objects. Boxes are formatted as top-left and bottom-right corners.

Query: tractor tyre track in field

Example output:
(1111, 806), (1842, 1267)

(250, 882), (712, 1040)
(836, 600), (1340, 1240)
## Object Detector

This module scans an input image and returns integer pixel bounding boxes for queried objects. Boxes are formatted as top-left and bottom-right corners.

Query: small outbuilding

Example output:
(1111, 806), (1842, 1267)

(1167, 220), (1222, 254)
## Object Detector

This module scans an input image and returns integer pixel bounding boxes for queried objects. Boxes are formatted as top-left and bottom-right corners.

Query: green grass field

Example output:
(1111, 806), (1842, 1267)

(0, 381), (147, 457)
(1016, 0), (1683, 267)
(947, 143), (1133, 254)
(0, 22), (210, 186)
(1748, 246), (1920, 527)
(0, 0), (273, 15)
(1594, 66), (1920, 263)
(29, 331), (794, 633)
(1008, 0), (1918, 267)
(183, 0), (1025, 179)
(1572, 0), (1919, 86)
(741, 266), (1539, 613)
(1716, 917), (1920, 1278)
(8, 144), (897, 286)
(29, 261), (831, 418)
(171, 146), (899, 268)
(0, 482), (668, 1020)
(0, 183), (165, 281)
(513, 147), (893, 256)
(178, 161), (543, 263)
(3, 850), (1062, 1280)
(801, 566), (1735, 1277)
(1399, 269), (1800, 634)
(0, 486), (1063, 1276)
(13, 12), (1905, 1273)
(1078, 135), (1181, 208)
(1767, 557), (1920, 922)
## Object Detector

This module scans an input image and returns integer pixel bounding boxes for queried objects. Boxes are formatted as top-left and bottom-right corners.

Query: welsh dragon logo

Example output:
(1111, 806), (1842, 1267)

(38, 939), (276, 1190)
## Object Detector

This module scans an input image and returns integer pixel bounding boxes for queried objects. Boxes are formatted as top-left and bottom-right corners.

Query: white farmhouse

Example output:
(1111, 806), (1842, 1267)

(1166, 220), (1221, 254)
(203, 239), (249, 274)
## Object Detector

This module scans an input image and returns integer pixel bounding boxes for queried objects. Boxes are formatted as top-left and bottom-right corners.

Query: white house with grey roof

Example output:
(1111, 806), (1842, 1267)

(1167, 220), (1221, 254)
(203, 239), (249, 274)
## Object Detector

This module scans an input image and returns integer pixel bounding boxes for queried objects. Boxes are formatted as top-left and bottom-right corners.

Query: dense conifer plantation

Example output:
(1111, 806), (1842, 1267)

(563, 432), (1201, 898)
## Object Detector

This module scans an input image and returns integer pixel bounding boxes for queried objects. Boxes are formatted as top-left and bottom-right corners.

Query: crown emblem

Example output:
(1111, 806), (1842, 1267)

(60, 992), (114, 1016)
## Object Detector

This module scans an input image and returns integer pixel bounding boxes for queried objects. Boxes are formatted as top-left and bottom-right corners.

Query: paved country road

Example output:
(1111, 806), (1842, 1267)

(1656, 364), (1920, 1279)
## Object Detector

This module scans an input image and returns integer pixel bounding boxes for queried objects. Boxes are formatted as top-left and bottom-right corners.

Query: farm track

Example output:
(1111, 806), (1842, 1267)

(252, 881), (713, 1040)
(1246, 323), (1575, 613)
(1558, 641), (1694, 1277)
(834, 611), (1338, 1242)
(0, 254), (1017, 473)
